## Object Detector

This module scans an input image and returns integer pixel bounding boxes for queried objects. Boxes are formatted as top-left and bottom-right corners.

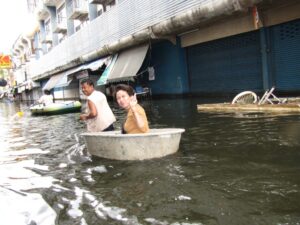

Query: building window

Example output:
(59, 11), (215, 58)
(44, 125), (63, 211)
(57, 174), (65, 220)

(57, 3), (66, 25)
(45, 20), (51, 36)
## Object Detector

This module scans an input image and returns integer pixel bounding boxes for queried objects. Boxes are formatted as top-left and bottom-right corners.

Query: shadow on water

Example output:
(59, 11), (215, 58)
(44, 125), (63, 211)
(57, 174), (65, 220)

(1, 97), (300, 225)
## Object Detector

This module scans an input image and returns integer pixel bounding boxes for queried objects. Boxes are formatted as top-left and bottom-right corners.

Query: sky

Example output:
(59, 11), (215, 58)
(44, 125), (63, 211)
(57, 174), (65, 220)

(0, 0), (31, 55)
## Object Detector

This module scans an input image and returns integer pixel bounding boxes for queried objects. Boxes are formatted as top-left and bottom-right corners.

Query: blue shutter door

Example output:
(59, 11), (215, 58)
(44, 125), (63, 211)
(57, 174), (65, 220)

(186, 31), (263, 94)
(270, 19), (300, 92)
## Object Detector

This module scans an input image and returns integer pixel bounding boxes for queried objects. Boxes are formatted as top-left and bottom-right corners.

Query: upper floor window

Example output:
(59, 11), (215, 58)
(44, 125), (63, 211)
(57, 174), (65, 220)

(45, 20), (51, 36)
(73, 0), (88, 9)
(27, 0), (39, 13)
(97, 4), (104, 16)
(57, 3), (66, 25)
(106, 0), (116, 11)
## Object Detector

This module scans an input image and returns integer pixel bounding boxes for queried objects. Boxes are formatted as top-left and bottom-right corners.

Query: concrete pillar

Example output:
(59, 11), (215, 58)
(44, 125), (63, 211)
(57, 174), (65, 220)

(47, 6), (59, 46)
(34, 33), (40, 59)
(260, 28), (271, 90)
(66, 0), (75, 36)
(88, 3), (98, 21)
(39, 20), (47, 54)
(102, 4), (106, 12)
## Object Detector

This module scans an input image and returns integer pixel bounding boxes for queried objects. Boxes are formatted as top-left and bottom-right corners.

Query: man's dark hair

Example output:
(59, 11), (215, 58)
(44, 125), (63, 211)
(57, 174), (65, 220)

(80, 79), (94, 87)
(44, 90), (51, 95)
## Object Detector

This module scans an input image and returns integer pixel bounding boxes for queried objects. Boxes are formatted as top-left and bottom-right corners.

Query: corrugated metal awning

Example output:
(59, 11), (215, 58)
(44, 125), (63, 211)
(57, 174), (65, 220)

(65, 56), (111, 82)
(97, 55), (118, 86)
(106, 44), (149, 83)
(42, 72), (65, 90)
(54, 73), (72, 88)
(84, 57), (111, 71)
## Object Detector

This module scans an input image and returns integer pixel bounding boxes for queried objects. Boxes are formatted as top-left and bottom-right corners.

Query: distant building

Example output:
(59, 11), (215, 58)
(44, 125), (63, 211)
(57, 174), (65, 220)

(11, 0), (300, 101)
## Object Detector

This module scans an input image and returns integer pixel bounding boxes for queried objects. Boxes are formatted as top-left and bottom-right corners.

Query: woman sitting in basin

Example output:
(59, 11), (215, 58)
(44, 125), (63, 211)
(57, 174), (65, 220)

(114, 84), (149, 134)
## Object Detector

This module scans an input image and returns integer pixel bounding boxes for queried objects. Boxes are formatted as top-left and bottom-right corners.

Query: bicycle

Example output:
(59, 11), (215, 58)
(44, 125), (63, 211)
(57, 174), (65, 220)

(231, 87), (287, 105)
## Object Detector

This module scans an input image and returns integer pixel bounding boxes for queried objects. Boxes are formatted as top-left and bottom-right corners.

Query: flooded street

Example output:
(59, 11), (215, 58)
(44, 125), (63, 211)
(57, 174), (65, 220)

(1, 98), (300, 225)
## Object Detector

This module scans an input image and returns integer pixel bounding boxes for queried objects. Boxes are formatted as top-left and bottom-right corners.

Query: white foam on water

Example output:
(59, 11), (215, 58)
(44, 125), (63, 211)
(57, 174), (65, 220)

(69, 177), (77, 182)
(80, 218), (88, 225)
(0, 189), (57, 225)
(0, 159), (57, 225)
(145, 218), (203, 225)
(6, 148), (49, 156)
(9, 142), (28, 148)
(92, 165), (108, 173)
(29, 129), (43, 133)
(58, 163), (68, 168)
(175, 195), (192, 201)
(9, 137), (26, 142)
(144, 218), (168, 225)
(83, 192), (141, 224)
(171, 223), (204, 225)
(84, 175), (95, 183)
(67, 187), (85, 218)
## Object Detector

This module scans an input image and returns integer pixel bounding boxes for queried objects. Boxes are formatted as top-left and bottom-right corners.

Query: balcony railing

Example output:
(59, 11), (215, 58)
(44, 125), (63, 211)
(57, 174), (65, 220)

(41, 34), (52, 44)
(89, 0), (114, 5)
(53, 16), (67, 33)
(69, 0), (89, 20)
(35, 0), (49, 20)
(43, 0), (57, 6)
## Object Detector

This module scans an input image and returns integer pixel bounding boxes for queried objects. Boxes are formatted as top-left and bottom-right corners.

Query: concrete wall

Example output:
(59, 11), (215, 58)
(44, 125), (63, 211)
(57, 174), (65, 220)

(144, 40), (189, 95)
(181, 1), (300, 47)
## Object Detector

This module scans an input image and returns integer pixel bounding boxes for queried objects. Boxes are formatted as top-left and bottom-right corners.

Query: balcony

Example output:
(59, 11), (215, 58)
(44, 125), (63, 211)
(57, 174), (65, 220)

(69, 0), (88, 20)
(53, 23), (67, 33)
(53, 17), (67, 33)
(28, 0), (236, 79)
(89, 0), (114, 5)
(35, 1), (49, 20)
(41, 34), (52, 44)
(43, 0), (57, 6)
(34, 42), (43, 50)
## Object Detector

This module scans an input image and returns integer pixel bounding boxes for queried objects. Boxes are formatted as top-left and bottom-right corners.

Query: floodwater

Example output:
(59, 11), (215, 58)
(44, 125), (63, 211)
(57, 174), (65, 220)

(0, 97), (300, 225)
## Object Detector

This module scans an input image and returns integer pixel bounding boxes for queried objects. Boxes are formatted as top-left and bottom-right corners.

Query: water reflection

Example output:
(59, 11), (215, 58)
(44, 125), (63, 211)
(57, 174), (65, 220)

(1, 98), (300, 225)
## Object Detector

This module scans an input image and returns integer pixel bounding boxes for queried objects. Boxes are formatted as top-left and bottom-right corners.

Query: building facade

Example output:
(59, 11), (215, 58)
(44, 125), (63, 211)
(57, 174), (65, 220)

(11, 0), (300, 101)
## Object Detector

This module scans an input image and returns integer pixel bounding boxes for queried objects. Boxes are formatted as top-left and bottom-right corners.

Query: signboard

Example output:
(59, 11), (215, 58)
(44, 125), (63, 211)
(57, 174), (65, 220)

(0, 54), (12, 69)
(76, 70), (89, 79)
(252, 6), (260, 29)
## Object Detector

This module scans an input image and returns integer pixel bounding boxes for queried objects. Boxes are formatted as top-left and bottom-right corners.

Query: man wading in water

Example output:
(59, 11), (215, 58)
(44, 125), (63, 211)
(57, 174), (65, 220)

(80, 79), (116, 132)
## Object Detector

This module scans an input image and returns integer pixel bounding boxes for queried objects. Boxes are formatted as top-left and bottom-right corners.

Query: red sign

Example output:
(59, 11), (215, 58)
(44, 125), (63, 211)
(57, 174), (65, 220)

(0, 54), (12, 69)
(252, 6), (260, 29)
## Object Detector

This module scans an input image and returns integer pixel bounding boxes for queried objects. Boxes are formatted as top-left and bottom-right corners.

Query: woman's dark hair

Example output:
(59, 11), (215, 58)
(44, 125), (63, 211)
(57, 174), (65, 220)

(80, 79), (94, 87)
(114, 84), (135, 99)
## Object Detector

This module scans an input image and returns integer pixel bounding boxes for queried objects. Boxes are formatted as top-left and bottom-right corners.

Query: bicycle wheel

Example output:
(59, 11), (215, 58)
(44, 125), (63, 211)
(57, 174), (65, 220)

(231, 91), (258, 104)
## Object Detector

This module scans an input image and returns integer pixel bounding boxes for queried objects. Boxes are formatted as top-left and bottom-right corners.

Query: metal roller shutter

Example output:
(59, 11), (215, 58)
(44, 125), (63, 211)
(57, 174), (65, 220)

(270, 19), (300, 92)
(187, 31), (263, 94)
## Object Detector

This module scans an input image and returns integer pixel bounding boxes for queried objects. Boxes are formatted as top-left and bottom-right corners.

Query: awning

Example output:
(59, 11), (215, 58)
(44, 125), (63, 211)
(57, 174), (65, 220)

(83, 57), (111, 71)
(106, 44), (149, 83)
(23, 80), (41, 90)
(53, 62), (91, 89)
(54, 73), (72, 88)
(65, 65), (85, 77)
(97, 55), (118, 86)
(65, 56), (111, 82)
(42, 72), (65, 90)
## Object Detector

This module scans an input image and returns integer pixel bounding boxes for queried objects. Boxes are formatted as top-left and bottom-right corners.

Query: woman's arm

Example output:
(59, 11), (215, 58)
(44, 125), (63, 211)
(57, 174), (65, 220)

(130, 94), (147, 131)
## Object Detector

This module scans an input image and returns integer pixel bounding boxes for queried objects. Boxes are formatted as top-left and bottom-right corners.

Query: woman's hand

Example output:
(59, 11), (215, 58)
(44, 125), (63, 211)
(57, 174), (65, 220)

(130, 94), (138, 108)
